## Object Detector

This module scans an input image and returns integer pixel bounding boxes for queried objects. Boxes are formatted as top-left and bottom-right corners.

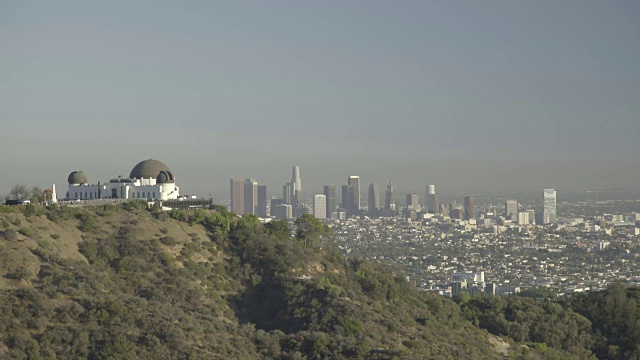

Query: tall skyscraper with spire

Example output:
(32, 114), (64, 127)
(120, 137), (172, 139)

(368, 183), (380, 218)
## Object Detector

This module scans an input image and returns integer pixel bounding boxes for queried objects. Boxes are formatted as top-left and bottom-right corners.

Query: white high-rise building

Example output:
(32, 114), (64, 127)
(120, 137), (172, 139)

(518, 211), (530, 225)
(543, 189), (557, 224)
(313, 194), (327, 219)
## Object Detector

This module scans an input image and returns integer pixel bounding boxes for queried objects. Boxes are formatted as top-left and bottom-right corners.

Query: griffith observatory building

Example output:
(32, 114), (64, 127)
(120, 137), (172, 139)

(66, 159), (180, 201)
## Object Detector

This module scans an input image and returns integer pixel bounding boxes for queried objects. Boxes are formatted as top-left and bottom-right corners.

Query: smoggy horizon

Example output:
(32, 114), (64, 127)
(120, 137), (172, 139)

(2, 1), (639, 198)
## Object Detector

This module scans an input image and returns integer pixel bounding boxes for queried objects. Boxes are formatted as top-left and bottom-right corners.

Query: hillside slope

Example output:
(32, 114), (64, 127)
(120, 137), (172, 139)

(0, 203), (567, 359)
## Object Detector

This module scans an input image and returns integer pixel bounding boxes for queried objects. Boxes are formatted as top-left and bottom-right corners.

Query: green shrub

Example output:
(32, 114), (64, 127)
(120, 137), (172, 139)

(18, 227), (33, 237)
(50, 234), (61, 240)
(0, 205), (15, 213)
(76, 212), (97, 232)
(160, 236), (177, 246)
(37, 239), (51, 249)
(21, 204), (37, 217)
(7, 267), (33, 280)
(3, 229), (18, 241)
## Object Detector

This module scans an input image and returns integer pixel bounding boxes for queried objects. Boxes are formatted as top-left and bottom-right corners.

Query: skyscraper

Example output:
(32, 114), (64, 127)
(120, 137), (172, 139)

(244, 178), (258, 215)
(230, 178), (244, 215)
(543, 189), (557, 224)
(257, 185), (267, 218)
(340, 185), (348, 210)
(505, 200), (518, 220)
(368, 183), (380, 218)
(323, 185), (336, 219)
(347, 176), (360, 217)
(464, 196), (475, 220)
(518, 211), (531, 225)
(270, 198), (285, 215)
(291, 166), (302, 206)
(426, 184), (437, 214)
(283, 183), (292, 205)
(406, 193), (419, 210)
(272, 204), (292, 220)
(313, 194), (326, 219)
(526, 209), (536, 225)
(385, 182), (395, 210)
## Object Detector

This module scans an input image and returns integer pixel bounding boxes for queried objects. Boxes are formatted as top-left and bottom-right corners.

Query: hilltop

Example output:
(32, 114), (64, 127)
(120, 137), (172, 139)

(0, 202), (634, 359)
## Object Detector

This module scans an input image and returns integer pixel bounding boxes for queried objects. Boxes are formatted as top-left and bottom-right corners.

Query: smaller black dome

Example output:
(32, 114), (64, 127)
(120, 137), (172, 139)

(68, 171), (88, 184)
(156, 170), (174, 184)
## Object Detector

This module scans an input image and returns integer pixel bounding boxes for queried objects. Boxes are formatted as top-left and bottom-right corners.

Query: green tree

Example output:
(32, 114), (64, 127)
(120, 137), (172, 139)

(294, 214), (333, 247)
(264, 220), (291, 239)
(30, 186), (44, 203)
(8, 184), (30, 200)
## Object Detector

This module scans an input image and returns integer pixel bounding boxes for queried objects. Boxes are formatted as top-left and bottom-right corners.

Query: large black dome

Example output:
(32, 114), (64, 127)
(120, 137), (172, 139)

(68, 171), (88, 184)
(129, 159), (173, 179)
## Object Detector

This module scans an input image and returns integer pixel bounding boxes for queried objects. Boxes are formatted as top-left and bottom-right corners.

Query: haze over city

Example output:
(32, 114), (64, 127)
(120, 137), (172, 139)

(1, 1), (639, 198)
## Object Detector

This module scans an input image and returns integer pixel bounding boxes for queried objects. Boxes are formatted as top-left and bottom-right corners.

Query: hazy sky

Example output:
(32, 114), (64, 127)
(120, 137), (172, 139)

(1, 0), (639, 199)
